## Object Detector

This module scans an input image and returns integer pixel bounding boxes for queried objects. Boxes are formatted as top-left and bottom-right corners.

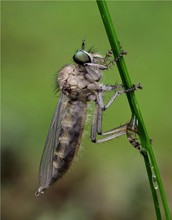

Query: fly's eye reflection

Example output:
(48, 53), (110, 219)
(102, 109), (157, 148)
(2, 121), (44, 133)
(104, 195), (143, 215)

(35, 42), (141, 196)
(73, 50), (91, 65)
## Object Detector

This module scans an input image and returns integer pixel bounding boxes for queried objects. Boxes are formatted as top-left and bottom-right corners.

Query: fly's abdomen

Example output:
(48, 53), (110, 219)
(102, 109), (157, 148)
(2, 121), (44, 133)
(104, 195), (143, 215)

(51, 100), (87, 183)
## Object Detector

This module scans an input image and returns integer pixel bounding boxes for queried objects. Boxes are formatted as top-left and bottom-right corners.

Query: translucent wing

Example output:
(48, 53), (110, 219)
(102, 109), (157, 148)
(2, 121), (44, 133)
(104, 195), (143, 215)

(36, 93), (69, 195)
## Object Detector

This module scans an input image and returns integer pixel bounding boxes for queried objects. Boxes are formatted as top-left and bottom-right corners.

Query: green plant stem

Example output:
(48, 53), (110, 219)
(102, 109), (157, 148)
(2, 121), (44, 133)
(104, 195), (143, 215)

(96, 1), (171, 220)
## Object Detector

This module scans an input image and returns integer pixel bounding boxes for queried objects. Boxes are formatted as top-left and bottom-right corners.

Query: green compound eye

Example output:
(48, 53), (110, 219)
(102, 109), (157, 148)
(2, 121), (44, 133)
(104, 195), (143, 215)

(73, 50), (91, 65)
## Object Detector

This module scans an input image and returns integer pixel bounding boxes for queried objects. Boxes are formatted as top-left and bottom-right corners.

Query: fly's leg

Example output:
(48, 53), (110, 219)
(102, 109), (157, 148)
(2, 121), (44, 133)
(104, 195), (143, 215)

(103, 42), (127, 67)
(99, 42), (127, 64)
(96, 83), (142, 111)
(84, 47), (127, 83)
(92, 124), (127, 143)
(127, 117), (141, 150)
(106, 49), (127, 68)
(126, 117), (147, 156)
(84, 43), (127, 70)
(85, 49), (127, 70)
(91, 102), (127, 143)
(104, 50), (113, 62)
(98, 50), (113, 64)
(91, 102), (105, 140)
(127, 118), (158, 188)
(91, 83), (141, 143)
(91, 103), (100, 141)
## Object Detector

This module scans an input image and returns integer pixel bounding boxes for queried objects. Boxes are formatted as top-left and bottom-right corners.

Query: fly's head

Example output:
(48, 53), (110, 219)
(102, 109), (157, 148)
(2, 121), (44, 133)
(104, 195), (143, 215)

(73, 40), (102, 66)
(73, 39), (92, 65)
(73, 50), (93, 65)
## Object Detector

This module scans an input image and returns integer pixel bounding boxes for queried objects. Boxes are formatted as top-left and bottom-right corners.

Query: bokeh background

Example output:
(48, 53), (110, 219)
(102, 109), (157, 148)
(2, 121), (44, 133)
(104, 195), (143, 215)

(2, 1), (172, 220)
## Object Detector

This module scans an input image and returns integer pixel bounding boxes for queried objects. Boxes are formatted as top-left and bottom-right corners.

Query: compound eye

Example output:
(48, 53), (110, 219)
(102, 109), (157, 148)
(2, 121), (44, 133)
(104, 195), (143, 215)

(73, 50), (91, 65)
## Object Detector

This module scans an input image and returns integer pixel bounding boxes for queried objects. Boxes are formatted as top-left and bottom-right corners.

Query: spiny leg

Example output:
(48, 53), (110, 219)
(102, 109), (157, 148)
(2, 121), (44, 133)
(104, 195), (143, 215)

(106, 50), (127, 69)
(100, 84), (124, 92)
(127, 117), (140, 150)
(85, 50), (127, 70)
(91, 102), (127, 143)
(93, 124), (127, 144)
(96, 103), (102, 135)
(91, 102), (100, 142)
(84, 43), (127, 72)
(102, 42), (127, 67)
(98, 50), (113, 64)
(126, 117), (146, 156)
(91, 83), (141, 143)
(127, 118), (157, 187)
(103, 50), (113, 62)
(99, 41), (127, 65)
(96, 83), (142, 111)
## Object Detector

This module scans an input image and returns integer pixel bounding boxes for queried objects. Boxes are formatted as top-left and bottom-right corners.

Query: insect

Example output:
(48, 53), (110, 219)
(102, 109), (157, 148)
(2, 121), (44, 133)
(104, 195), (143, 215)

(35, 40), (141, 196)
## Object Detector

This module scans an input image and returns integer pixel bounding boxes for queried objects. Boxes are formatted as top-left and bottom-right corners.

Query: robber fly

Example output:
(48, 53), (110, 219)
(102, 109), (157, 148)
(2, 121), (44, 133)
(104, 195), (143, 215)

(35, 41), (141, 196)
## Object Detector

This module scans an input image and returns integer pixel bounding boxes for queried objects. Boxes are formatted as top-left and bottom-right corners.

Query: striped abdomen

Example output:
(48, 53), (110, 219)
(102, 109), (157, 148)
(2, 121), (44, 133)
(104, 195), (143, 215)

(51, 100), (87, 183)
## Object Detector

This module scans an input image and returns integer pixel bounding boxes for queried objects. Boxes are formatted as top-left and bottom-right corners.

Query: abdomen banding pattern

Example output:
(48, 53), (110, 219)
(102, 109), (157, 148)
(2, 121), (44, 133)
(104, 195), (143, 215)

(51, 100), (87, 182)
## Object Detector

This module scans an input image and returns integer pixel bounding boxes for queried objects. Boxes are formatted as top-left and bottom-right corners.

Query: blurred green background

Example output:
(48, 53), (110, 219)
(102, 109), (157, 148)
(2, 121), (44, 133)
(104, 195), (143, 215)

(2, 1), (172, 220)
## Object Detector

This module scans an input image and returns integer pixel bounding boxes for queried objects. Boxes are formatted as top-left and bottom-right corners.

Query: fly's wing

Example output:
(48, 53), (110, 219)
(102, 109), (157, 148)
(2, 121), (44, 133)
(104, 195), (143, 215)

(36, 93), (69, 196)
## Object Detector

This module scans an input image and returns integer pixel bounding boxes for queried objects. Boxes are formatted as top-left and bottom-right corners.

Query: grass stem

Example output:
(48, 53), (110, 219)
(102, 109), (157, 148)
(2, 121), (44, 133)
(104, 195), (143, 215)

(96, 1), (171, 219)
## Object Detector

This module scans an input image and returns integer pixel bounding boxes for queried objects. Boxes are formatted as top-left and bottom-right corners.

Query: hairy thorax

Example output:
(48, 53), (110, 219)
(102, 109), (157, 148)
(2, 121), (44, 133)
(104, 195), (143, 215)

(57, 64), (100, 101)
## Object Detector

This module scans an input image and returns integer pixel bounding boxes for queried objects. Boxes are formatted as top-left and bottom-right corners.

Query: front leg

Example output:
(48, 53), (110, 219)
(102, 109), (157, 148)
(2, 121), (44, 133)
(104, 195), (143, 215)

(84, 49), (127, 70)
(97, 44), (127, 65)
(96, 84), (142, 111)
(84, 47), (127, 83)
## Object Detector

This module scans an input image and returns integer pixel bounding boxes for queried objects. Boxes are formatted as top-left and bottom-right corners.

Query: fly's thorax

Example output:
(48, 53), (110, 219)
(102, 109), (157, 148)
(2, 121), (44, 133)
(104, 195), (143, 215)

(57, 64), (100, 101)
(57, 64), (76, 90)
